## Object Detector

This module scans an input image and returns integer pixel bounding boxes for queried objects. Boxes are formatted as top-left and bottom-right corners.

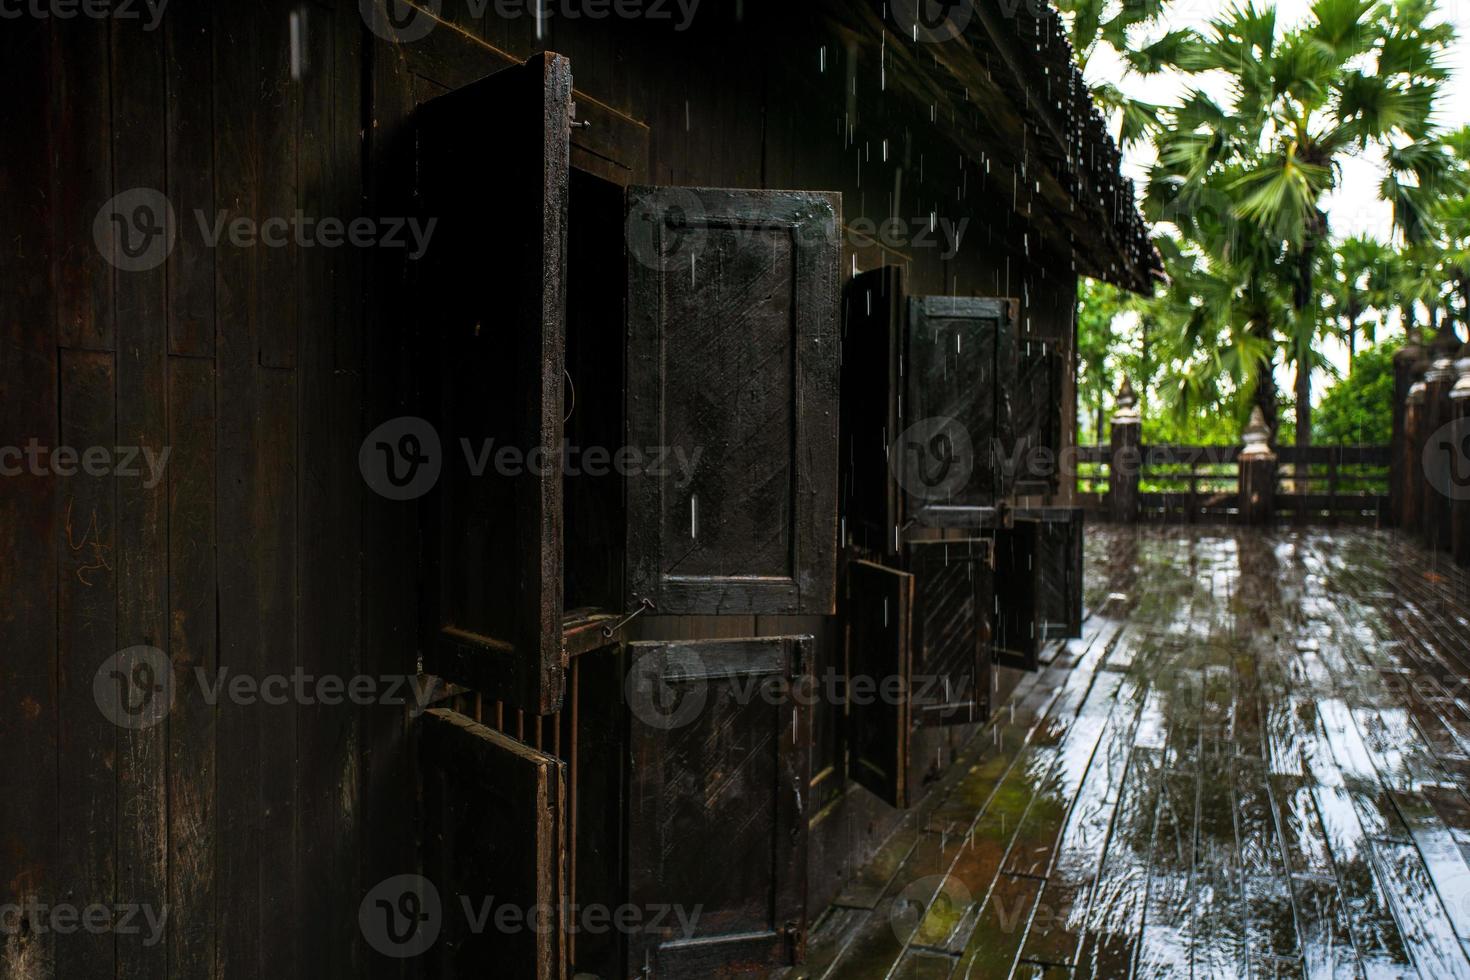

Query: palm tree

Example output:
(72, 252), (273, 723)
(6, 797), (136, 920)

(1326, 235), (1390, 365)
(1149, 0), (1451, 467)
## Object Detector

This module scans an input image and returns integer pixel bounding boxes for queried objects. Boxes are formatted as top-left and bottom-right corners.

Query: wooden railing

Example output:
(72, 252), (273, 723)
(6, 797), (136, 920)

(1073, 442), (1391, 525)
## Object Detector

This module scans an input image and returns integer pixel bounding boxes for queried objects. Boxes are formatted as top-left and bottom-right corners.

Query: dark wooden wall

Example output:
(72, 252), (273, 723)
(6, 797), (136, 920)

(1, 1), (1079, 975)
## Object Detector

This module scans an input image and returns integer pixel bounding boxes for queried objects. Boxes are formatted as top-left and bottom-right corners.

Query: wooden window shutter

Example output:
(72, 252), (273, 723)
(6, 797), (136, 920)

(845, 560), (915, 808)
(993, 521), (1042, 671)
(624, 636), (812, 975)
(1012, 338), (1064, 496)
(908, 540), (993, 725)
(420, 709), (568, 979)
(903, 297), (1016, 517)
(625, 188), (841, 615)
(417, 53), (573, 714)
(840, 266), (905, 557)
(1029, 508), (1084, 641)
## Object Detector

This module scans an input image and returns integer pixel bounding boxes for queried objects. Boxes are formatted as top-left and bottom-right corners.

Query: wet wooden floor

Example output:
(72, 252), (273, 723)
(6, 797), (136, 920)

(792, 526), (1470, 979)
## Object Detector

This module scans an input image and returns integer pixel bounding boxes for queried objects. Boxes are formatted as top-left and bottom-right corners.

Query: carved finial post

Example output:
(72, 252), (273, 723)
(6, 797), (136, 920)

(1109, 377), (1142, 524)
(1238, 406), (1277, 526)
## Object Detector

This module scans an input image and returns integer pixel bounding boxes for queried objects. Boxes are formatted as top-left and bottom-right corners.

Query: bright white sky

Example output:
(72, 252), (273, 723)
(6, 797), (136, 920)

(1083, 0), (1470, 386)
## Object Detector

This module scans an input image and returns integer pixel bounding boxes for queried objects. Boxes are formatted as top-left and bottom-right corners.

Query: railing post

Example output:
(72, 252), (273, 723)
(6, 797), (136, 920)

(1391, 329), (1426, 527)
(1449, 344), (1470, 565)
(1422, 338), (1458, 553)
(1238, 406), (1277, 525)
(1109, 377), (1141, 524)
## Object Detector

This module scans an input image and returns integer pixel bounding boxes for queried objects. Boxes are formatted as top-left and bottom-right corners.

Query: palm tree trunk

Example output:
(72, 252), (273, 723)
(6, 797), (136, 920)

(1249, 312), (1278, 440)
(1292, 233), (1319, 486)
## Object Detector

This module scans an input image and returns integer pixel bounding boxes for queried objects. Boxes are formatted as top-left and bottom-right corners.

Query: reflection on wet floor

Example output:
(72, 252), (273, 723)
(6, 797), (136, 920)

(792, 526), (1470, 979)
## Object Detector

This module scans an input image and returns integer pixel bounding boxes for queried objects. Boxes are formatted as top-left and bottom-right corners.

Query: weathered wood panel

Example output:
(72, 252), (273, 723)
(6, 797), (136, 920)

(421, 708), (567, 979)
(418, 53), (571, 714)
(846, 560), (915, 808)
(626, 187), (841, 616)
(626, 636), (813, 975)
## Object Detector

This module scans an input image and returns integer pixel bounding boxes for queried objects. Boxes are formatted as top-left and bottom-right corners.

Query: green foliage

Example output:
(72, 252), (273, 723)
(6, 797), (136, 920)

(1070, 0), (1464, 447)
(1313, 342), (1401, 443)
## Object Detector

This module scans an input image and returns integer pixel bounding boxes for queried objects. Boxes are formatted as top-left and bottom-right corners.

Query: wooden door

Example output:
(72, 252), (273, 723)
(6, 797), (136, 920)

(626, 188), (841, 615)
(420, 709), (567, 979)
(840, 267), (905, 557)
(625, 636), (813, 975)
(845, 560), (915, 808)
(903, 297), (1018, 518)
(417, 54), (573, 714)
(908, 540), (992, 725)
(993, 522), (1041, 671)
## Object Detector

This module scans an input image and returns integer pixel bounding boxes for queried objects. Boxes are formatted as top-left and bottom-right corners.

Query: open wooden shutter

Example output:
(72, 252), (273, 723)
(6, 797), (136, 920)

(1011, 338), (1064, 496)
(845, 561), (914, 808)
(1027, 509), (1084, 640)
(418, 54), (572, 714)
(903, 297), (1017, 517)
(626, 188), (841, 615)
(993, 522), (1041, 671)
(421, 709), (567, 979)
(625, 637), (812, 976)
(840, 267), (904, 557)
(908, 541), (992, 725)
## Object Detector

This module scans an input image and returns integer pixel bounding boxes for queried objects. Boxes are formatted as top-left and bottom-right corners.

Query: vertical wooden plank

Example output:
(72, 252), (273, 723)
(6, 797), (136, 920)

(52, 15), (114, 352)
(55, 350), (118, 979)
(256, 0), (299, 370)
(110, 12), (170, 979)
(251, 15), (303, 973)
(165, 0), (216, 357)
(212, 0), (264, 973)
(166, 356), (217, 979)
(254, 363), (300, 979)
(361, 35), (419, 980)
(297, 0), (362, 972)
(0, 19), (57, 980)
